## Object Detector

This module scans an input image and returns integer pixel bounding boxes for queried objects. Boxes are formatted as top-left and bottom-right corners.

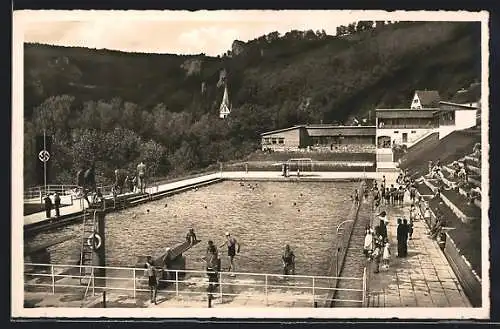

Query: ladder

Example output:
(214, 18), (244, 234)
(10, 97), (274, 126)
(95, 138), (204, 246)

(79, 209), (97, 285)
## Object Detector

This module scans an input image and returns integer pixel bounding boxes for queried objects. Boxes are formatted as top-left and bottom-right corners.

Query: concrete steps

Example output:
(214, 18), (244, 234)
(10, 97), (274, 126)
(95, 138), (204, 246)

(423, 178), (480, 224)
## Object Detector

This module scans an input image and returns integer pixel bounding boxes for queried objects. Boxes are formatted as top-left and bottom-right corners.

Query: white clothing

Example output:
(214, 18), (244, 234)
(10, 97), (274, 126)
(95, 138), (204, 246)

(364, 233), (373, 250)
(383, 245), (391, 260)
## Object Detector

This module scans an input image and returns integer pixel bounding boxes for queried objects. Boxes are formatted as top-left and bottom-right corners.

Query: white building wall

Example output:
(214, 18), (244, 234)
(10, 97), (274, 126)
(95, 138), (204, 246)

(438, 125), (456, 139)
(377, 128), (435, 147)
(455, 110), (477, 130)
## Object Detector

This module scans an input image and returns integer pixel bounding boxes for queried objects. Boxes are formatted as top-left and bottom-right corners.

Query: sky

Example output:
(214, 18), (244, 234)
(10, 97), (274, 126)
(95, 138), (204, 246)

(14, 10), (485, 57)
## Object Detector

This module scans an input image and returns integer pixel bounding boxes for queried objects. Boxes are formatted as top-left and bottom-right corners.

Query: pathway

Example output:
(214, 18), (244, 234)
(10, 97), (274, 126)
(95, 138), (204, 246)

(366, 178), (471, 307)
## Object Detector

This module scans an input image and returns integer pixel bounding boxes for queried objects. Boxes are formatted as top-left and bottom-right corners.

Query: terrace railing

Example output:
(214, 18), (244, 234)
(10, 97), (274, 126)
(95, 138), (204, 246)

(24, 263), (367, 308)
(24, 184), (80, 201)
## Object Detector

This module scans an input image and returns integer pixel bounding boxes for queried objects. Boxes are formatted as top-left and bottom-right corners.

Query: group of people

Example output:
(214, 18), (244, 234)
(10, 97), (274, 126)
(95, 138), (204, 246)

(143, 227), (200, 304)
(43, 192), (61, 219)
(113, 161), (148, 196)
(143, 229), (299, 304)
(201, 233), (241, 293)
(363, 208), (417, 273)
(363, 211), (390, 273)
(370, 175), (418, 211)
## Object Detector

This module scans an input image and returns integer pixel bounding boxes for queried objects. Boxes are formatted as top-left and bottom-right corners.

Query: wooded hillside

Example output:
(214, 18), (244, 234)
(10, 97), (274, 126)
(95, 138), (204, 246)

(23, 21), (481, 186)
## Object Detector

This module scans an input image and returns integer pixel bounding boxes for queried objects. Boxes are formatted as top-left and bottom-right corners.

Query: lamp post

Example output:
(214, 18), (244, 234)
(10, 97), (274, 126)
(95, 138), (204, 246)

(43, 129), (47, 194)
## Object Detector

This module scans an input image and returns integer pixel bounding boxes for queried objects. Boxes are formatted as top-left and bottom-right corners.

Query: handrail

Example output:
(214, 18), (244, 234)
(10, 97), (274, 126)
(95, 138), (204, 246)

(25, 262), (364, 307)
(25, 263), (363, 281)
(83, 269), (94, 299)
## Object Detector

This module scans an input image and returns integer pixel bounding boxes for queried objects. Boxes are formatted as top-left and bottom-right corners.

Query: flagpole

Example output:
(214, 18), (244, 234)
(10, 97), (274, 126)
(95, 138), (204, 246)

(43, 129), (47, 195)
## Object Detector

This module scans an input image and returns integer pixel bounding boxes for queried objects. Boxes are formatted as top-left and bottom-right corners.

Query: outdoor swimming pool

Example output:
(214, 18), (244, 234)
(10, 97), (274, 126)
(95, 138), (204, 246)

(27, 180), (359, 276)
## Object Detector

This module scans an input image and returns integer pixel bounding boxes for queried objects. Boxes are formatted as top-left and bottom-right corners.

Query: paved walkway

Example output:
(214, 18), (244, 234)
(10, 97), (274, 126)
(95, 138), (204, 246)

(24, 290), (316, 308)
(366, 179), (471, 307)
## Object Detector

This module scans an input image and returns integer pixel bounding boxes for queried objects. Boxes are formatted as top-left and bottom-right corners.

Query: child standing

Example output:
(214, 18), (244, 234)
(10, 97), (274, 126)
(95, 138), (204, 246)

(382, 242), (391, 270)
(363, 227), (373, 258)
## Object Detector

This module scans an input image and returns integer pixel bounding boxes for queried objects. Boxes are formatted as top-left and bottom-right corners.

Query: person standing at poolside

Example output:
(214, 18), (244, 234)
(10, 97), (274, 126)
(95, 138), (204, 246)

(53, 192), (61, 217)
(44, 194), (53, 219)
(204, 240), (220, 293)
(402, 219), (410, 257)
(409, 204), (417, 240)
(282, 244), (296, 275)
(220, 232), (240, 276)
(137, 161), (147, 194)
(396, 218), (405, 257)
(145, 256), (158, 304)
(423, 206), (432, 226)
(363, 226), (374, 258)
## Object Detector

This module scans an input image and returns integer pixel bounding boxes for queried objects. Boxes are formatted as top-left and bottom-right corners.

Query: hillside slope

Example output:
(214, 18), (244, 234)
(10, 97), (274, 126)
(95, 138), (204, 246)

(22, 21), (481, 187)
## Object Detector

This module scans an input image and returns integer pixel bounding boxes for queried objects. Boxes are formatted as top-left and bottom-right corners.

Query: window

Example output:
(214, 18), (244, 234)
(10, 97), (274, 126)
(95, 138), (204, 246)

(394, 131), (399, 133)
(278, 138), (284, 144)
(411, 131), (416, 134)
(272, 138), (277, 144)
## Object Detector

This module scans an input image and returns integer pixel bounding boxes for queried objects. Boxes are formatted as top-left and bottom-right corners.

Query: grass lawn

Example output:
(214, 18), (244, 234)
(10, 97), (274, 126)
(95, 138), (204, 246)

(428, 197), (481, 277)
(441, 188), (481, 218)
(416, 182), (433, 195)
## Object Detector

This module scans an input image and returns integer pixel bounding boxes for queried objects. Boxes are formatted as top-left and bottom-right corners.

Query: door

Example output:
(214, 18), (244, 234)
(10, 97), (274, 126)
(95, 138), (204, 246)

(402, 133), (408, 143)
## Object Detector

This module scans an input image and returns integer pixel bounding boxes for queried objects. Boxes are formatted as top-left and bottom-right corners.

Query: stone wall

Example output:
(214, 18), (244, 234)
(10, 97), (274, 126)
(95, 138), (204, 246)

(443, 233), (482, 307)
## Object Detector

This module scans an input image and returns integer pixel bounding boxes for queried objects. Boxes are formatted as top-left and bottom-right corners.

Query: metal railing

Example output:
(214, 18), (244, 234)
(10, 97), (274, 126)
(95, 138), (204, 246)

(24, 184), (80, 201)
(24, 263), (367, 307)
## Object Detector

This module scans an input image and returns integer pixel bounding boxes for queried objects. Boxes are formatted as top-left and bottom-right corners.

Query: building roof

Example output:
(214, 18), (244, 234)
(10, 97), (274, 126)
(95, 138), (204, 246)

(260, 126), (302, 136)
(260, 124), (376, 137)
(415, 90), (441, 107)
(376, 108), (439, 119)
(306, 126), (376, 136)
(449, 83), (481, 104)
(439, 101), (479, 111)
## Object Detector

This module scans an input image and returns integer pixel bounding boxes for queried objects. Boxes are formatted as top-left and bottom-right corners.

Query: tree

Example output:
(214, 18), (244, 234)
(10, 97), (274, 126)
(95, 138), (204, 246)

(336, 25), (347, 36)
(140, 139), (168, 178)
(267, 31), (280, 42)
(347, 23), (357, 34)
(357, 21), (374, 32)
(32, 95), (75, 136)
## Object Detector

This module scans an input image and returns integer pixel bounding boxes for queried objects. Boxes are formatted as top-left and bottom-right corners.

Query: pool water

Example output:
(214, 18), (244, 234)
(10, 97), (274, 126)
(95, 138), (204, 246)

(28, 181), (358, 276)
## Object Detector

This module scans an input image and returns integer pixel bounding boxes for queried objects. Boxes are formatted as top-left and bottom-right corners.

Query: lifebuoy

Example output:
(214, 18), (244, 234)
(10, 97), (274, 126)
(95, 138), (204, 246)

(87, 233), (102, 250)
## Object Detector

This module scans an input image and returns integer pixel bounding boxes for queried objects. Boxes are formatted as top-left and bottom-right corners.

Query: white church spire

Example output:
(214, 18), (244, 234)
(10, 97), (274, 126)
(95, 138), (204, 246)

(219, 84), (231, 119)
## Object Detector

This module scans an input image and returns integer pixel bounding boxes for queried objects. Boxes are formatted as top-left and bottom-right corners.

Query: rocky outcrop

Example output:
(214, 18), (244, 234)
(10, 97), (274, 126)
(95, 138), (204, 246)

(231, 40), (246, 56)
(216, 69), (227, 88)
(180, 58), (202, 76)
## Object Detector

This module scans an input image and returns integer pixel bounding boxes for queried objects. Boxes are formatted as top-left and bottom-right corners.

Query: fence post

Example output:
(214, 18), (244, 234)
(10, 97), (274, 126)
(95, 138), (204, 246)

(51, 265), (55, 294)
(265, 275), (269, 306)
(92, 268), (95, 296)
(312, 277), (315, 308)
(133, 269), (136, 298)
(175, 271), (179, 296)
(363, 267), (367, 307)
(219, 272), (223, 304)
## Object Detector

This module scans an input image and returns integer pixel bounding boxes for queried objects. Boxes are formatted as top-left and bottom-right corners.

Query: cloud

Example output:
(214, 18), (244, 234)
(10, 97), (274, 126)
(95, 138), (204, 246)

(178, 26), (240, 55)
